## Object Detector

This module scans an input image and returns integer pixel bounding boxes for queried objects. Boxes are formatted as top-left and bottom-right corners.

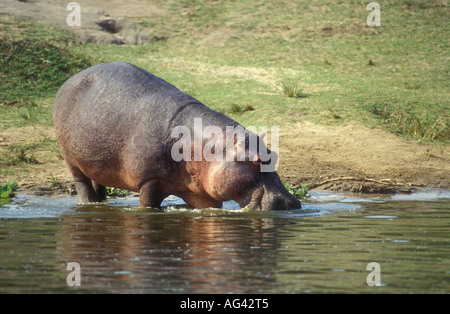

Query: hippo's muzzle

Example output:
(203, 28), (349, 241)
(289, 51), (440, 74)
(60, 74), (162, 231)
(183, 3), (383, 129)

(239, 174), (302, 211)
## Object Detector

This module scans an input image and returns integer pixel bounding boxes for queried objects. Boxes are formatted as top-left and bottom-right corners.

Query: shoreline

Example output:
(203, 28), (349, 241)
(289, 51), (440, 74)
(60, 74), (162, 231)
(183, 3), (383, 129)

(11, 176), (447, 200)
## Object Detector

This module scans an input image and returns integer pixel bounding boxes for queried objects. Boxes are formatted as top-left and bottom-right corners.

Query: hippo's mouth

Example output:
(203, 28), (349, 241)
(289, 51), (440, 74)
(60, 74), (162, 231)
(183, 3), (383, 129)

(238, 185), (301, 212)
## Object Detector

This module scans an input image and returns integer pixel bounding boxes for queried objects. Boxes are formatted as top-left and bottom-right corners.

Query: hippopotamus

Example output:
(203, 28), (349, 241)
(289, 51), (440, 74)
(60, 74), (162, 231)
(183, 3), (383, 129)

(53, 61), (301, 211)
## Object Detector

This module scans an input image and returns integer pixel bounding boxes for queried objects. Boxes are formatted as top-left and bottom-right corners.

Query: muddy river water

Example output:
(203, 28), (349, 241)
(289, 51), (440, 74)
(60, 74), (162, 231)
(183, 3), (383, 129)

(0, 191), (449, 294)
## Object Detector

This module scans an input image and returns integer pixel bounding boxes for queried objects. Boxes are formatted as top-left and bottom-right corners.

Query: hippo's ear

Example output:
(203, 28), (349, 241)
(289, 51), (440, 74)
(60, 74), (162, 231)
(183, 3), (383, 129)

(252, 153), (262, 166)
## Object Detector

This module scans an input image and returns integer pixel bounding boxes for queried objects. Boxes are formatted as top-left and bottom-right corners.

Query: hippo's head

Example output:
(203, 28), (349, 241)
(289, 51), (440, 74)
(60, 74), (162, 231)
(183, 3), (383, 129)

(200, 129), (302, 211)
(204, 158), (301, 211)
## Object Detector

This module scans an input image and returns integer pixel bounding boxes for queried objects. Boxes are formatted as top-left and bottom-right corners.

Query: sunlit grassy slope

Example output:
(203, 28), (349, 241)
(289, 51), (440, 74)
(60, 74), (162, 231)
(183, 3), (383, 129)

(1, 0), (449, 142)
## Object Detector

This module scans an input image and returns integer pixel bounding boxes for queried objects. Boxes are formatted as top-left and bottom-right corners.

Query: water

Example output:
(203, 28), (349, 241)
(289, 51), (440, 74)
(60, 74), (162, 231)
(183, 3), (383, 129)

(0, 191), (449, 293)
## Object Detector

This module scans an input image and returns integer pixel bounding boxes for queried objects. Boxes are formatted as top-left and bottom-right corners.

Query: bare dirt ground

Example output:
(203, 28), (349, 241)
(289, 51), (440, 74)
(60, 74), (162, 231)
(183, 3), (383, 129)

(1, 122), (449, 197)
(278, 122), (449, 194)
(0, 0), (167, 44)
(1, 0), (449, 197)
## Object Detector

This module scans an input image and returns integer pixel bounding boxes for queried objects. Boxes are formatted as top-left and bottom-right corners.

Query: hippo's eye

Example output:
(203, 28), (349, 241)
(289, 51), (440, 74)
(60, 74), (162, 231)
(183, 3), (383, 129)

(252, 158), (261, 166)
(252, 157), (271, 168)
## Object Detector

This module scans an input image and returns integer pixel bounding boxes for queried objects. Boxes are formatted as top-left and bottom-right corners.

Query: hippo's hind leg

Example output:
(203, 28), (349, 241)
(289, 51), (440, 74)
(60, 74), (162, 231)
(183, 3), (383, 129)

(92, 181), (107, 201)
(138, 180), (166, 208)
(68, 164), (104, 203)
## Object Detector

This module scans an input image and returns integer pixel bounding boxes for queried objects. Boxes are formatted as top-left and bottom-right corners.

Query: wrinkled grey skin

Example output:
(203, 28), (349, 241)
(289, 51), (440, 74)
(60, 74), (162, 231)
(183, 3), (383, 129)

(53, 61), (301, 211)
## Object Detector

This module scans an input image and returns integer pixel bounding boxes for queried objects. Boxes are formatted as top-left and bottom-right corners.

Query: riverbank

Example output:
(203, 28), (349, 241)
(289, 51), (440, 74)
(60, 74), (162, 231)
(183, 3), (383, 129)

(1, 121), (448, 198)
(1, 0), (448, 197)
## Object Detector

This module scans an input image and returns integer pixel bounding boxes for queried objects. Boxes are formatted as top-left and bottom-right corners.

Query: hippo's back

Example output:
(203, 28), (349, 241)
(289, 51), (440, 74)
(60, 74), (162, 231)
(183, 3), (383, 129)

(53, 62), (204, 189)
(53, 61), (198, 126)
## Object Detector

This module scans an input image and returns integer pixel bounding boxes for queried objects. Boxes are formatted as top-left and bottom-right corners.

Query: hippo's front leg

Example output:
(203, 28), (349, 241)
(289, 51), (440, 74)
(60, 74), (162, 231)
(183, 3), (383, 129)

(92, 181), (107, 201)
(138, 180), (167, 208)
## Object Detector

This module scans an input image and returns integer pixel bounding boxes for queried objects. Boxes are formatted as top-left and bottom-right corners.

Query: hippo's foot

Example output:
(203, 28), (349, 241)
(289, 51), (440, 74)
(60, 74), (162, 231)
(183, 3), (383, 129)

(92, 181), (107, 201)
(69, 165), (106, 204)
(138, 180), (166, 208)
(74, 179), (106, 204)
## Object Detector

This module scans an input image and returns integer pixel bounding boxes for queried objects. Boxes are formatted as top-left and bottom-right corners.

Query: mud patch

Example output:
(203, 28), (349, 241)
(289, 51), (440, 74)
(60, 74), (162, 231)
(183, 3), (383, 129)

(0, 0), (168, 44)
(21, 181), (76, 197)
(278, 122), (450, 193)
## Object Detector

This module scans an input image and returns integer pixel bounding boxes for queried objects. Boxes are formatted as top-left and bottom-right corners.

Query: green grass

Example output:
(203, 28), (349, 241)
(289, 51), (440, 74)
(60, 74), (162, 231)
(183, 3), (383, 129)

(283, 183), (309, 199)
(0, 180), (18, 199)
(105, 187), (131, 197)
(365, 102), (449, 141)
(0, 1), (448, 143)
(281, 81), (308, 99)
(0, 144), (39, 166)
(0, 18), (92, 104)
(230, 103), (255, 115)
(0, 16), (93, 131)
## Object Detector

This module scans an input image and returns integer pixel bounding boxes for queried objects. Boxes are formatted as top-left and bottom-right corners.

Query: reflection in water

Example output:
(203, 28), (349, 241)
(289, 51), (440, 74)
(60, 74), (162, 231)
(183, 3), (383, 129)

(57, 206), (289, 293)
(0, 192), (449, 293)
